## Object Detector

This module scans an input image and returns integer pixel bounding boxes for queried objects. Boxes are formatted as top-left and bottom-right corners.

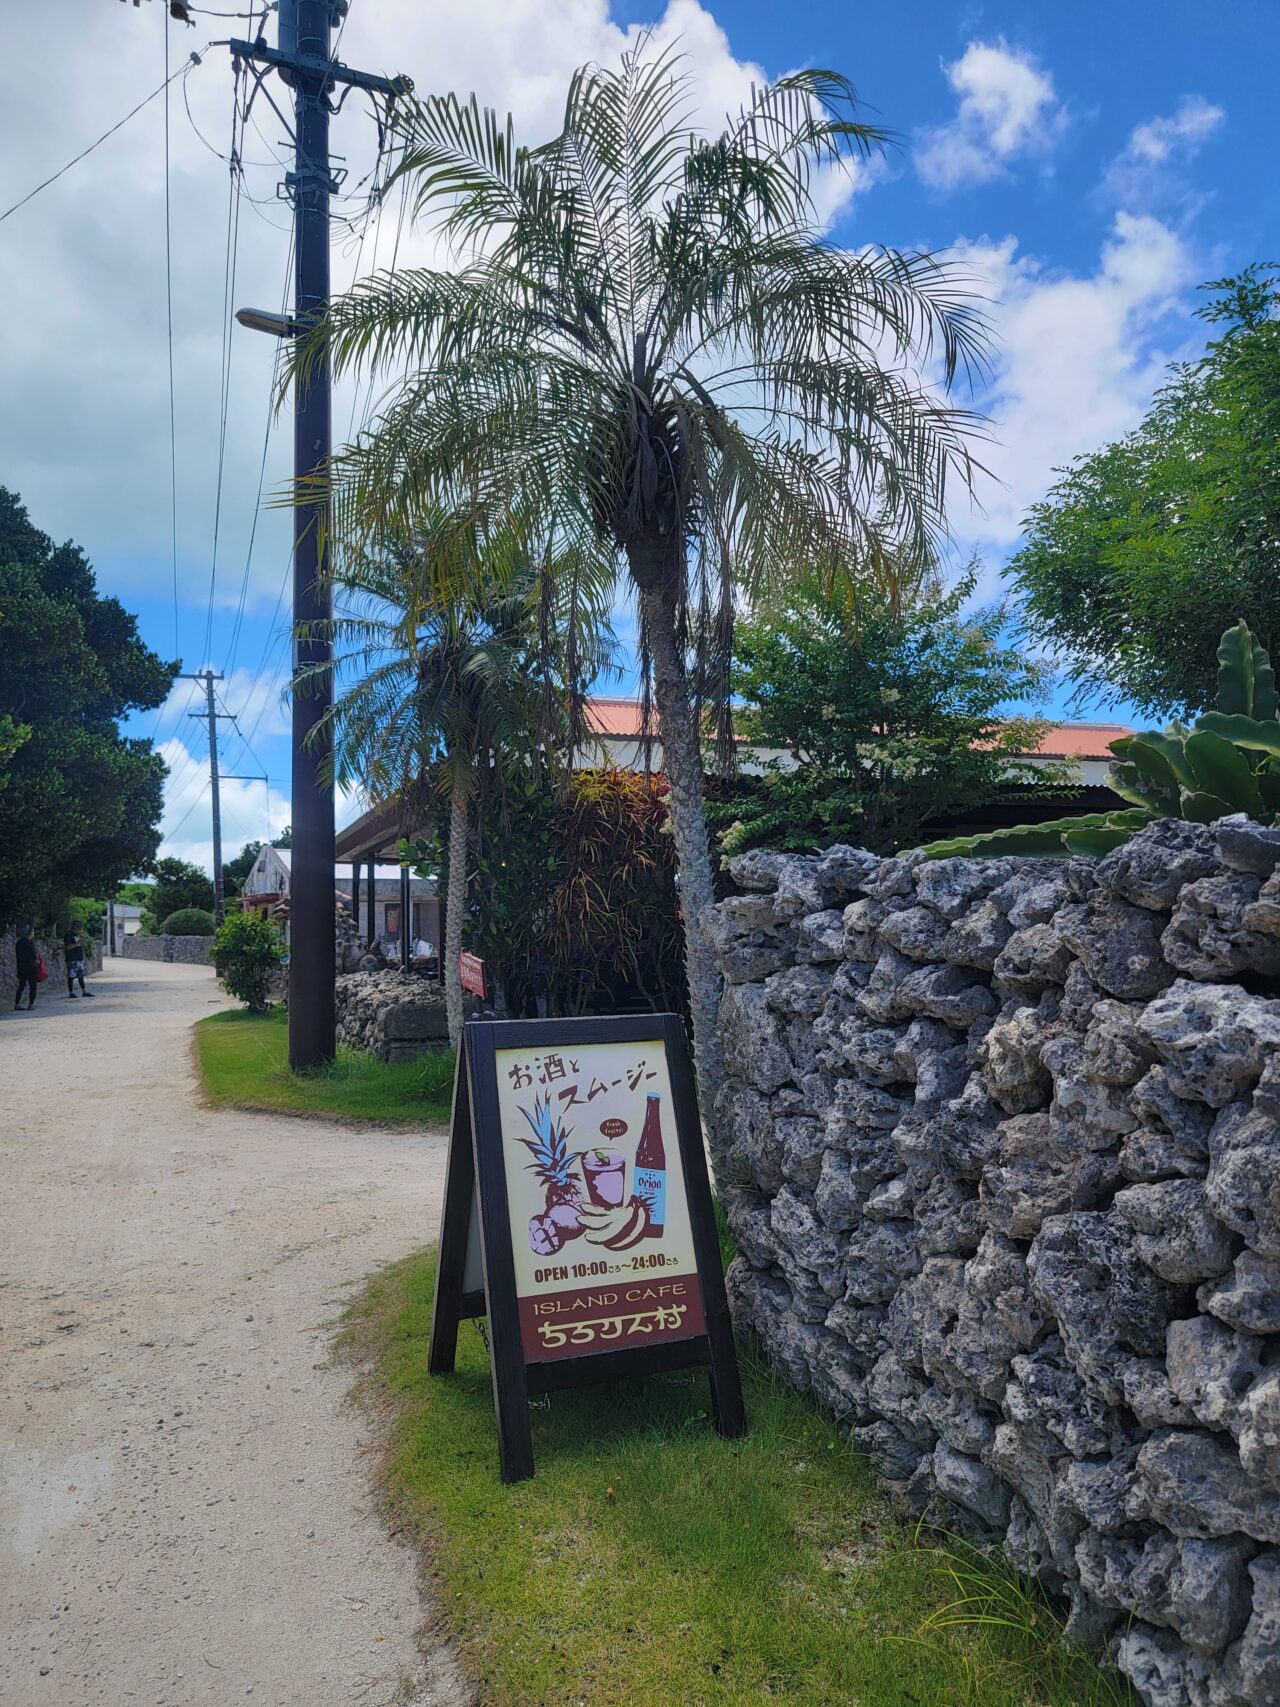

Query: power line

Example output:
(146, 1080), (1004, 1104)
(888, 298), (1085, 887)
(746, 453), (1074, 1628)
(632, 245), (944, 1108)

(160, 778), (211, 848)
(225, 227), (294, 676)
(203, 60), (246, 666)
(0, 50), (205, 225)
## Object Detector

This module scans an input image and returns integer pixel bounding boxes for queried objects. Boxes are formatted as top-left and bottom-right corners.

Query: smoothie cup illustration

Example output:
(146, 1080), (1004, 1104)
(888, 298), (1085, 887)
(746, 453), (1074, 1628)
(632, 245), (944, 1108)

(582, 1149), (626, 1208)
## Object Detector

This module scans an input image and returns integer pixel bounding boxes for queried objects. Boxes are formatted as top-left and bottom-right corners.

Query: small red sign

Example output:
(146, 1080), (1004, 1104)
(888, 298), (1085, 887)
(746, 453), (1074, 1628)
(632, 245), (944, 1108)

(459, 951), (487, 998)
(599, 1117), (628, 1139)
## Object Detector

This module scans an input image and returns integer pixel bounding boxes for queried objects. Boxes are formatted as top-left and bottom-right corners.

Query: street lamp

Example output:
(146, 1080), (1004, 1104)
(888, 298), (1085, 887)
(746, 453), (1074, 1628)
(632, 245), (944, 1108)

(235, 306), (297, 338)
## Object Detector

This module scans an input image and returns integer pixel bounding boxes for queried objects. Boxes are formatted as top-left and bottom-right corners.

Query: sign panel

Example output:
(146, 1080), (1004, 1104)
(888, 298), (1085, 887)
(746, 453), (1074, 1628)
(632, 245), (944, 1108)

(428, 1014), (745, 1482)
(459, 951), (487, 997)
(494, 1037), (706, 1363)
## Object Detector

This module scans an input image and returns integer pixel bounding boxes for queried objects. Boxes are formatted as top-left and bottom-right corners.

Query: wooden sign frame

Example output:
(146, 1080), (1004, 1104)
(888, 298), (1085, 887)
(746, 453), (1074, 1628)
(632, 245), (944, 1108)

(428, 1014), (746, 1482)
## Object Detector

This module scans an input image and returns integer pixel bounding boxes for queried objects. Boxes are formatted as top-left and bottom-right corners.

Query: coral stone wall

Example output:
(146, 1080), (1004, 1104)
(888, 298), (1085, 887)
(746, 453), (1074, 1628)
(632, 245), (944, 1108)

(334, 969), (448, 1063)
(710, 817), (1280, 1707)
(121, 934), (214, 965)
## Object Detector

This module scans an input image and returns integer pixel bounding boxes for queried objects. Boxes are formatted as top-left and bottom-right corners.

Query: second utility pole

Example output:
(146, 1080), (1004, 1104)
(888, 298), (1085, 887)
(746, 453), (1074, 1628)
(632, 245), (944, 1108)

(183, 667), (226, 922)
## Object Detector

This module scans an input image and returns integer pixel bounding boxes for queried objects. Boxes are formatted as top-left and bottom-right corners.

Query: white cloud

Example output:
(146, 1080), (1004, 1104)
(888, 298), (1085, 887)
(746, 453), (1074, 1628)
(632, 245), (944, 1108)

(156, 735), (290, 874)
(916, 40), (1067, 193)
(0, 0), (774, 614)
(949, 212), (1198, 557)
(1104, 95), (1224, 206)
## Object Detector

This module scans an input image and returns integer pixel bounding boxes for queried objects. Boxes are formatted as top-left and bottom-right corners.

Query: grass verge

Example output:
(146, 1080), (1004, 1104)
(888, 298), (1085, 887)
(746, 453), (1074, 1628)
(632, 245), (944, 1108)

(341, 1249), (1137, 1707)
(194, 1007), (455, 1125)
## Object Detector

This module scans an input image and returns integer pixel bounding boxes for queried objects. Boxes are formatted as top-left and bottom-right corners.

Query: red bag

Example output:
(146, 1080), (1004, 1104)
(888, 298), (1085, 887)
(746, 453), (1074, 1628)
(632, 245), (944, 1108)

(34, 953), (48, 984)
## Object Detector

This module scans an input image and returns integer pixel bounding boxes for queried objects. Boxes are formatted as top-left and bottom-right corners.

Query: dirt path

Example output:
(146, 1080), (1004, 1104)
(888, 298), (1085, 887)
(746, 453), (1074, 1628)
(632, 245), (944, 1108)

(0, 959), (468, 1707)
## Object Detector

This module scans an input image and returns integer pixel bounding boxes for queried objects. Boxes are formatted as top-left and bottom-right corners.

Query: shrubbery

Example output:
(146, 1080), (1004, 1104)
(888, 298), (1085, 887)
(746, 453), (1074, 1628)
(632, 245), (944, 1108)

(211, 911), (284, 1012)
(159, 907), (216, 936)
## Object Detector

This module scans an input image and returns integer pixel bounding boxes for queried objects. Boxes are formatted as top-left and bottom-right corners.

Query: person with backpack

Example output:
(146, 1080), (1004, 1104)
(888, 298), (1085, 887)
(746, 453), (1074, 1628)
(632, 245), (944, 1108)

(63, 921), (94, 999)
(13, 924), (39, 1010)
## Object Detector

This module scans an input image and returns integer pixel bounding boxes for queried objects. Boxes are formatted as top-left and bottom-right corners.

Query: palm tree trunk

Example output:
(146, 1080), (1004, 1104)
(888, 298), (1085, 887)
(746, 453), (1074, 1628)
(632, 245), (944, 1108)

(632, 565), (725, 1125)
(445, 787), (468, 1047)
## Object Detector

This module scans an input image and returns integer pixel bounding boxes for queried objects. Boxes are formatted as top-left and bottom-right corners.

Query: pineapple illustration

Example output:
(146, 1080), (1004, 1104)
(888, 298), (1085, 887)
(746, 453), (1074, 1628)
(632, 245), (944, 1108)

(518, 1092), (586, 1256)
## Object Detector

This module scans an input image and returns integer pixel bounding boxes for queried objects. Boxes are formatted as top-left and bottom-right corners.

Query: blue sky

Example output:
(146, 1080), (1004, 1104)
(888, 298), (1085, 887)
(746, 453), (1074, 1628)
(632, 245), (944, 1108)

(1, 0), (1274, 872)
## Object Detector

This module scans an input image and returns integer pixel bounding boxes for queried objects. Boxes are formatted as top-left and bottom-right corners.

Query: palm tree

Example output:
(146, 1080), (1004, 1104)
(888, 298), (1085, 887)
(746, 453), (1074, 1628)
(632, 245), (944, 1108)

(303, 44), (989, 1108)
(320, 536), (567, 1045)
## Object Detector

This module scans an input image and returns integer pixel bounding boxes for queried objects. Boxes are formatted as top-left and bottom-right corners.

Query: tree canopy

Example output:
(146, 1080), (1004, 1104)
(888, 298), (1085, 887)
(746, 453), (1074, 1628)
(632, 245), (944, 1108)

(0, 487), (174, 927)
(713, 571), (1064, 856)
(140, 857), (215, 934)
(1009, 266), (1280, 719)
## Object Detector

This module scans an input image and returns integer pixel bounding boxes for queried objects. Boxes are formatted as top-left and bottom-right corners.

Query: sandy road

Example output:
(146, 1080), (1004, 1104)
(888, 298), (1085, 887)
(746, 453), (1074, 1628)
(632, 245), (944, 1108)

(0, 959), (469, 1707)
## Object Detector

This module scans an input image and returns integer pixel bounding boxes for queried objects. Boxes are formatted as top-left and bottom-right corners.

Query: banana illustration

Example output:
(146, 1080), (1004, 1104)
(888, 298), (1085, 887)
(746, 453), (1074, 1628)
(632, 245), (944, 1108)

(579, 1197), (651, 1250)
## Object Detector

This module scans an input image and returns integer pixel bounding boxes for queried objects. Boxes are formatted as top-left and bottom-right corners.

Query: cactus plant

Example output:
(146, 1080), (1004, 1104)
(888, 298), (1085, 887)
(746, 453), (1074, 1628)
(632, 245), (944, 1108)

(921, 621), (1280, 859)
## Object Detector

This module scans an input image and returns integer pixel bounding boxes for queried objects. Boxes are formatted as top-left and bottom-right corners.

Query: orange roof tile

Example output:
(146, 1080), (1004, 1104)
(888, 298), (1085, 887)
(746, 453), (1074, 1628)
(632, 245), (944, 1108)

(582, 698), (1130, 761)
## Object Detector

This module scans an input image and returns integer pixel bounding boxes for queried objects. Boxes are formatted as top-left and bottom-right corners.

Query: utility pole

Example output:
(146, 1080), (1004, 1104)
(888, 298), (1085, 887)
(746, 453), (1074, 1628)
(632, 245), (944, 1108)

(181, 668), (264, 923)
(183, 668), (226, 922)
(228, 4), (410, 1069)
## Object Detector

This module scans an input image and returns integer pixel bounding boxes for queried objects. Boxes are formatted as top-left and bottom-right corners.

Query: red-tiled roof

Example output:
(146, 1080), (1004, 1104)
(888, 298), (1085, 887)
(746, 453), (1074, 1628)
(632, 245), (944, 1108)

(584, 698), (1130, 761)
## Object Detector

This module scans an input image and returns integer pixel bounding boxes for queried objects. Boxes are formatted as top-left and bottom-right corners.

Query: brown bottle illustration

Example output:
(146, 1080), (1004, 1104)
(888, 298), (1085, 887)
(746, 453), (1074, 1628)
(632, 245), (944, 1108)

(634, 1093), (666, 1239)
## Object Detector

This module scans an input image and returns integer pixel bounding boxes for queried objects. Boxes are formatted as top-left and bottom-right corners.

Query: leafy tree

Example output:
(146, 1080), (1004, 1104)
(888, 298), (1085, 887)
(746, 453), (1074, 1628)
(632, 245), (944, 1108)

(1010, 266), (1280, 719)
(713, 571), (1067, 856)
(64, 896), (107, 942)
(115, 880), (154, 908)
(0, 487), (174, 926)
(222, 841), (264, 899)
(140, 857), (214, 934)
(160, 907), (216, 936)
(213, 910), (284, 1012)
(304, 45), (986, 1110)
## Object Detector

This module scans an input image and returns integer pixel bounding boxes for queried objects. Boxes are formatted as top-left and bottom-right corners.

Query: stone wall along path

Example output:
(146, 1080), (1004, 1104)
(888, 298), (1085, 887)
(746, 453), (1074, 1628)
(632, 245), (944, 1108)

(710, 816), (1280, 1707)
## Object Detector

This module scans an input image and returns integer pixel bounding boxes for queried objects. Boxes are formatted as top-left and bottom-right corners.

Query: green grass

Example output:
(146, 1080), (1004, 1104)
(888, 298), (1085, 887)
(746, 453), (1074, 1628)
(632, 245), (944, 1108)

(342, 1249), (1137, 1707)
(194, 1007), (455, 1125)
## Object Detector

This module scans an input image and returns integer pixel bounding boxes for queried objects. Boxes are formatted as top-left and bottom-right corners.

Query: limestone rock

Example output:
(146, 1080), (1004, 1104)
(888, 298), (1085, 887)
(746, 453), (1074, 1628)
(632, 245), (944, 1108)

(1113, 1180), (1239, 1284)
(813, 842), (880, 899)
(721, 981), (795, 1094)
(1164, 874), (1280, 981)
(1200, 1251), (1280, 1336)
(878, 903), (950, 963)
(1134, 1429), (1280, 1544)
(1055, 895), (1175, 1000)
(1232, 1551), (1280, 1707)
(795, 908), (846, 964)
(1165, 1316), (1269, 1433)
(1098, 818), (1220, 911)
(896, 961), (1000, 1029)
(1114, 1622), (1219, 1707)
(992, 922), (1074, 998)
(1004, 1336), (1135, 1460)
(725, 848), (788, 891)
(1238, 1374), (1280, 1491)
(1215, 814), (1280, 878)
(931, 1442), (1010, 1530)
(1207, 1103), (1280, 1261)
(913, 856), (1012, 920)
(1244, 868), (1280, 940)
(1139, 981), (1280, 1107)
(1028, 1212), (1184, 1404)
(763, 963), (833, 1019)
(938, 1233), (1044, 1403)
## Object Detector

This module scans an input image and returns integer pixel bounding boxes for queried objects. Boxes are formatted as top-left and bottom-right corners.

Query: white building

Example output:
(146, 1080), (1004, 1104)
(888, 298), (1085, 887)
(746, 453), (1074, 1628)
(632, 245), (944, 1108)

(240, 845), (439, 953)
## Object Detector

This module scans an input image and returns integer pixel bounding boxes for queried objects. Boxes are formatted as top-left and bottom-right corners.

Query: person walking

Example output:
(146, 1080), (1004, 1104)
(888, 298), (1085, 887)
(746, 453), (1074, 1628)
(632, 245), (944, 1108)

(13, 924), (39, 1010)
(63, 921), (94, 999)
